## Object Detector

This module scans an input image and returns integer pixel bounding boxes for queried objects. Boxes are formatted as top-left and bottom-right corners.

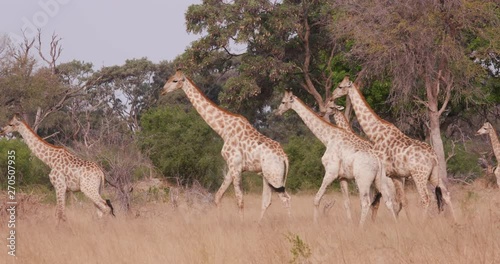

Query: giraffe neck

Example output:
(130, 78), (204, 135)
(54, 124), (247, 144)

(333, 111), (352, 132)
(292, 96), (340, 145)
(348, 86), (391, 142)
(488, 127), (500, 161)
(182, 78), (232, 138)
(17, 121), (60, 167)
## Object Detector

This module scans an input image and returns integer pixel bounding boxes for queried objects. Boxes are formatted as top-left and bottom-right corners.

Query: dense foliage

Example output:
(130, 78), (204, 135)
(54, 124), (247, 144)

(139, 105), (225, 190)
(0, 138), (50, 188)
(283, 136), (326, 192)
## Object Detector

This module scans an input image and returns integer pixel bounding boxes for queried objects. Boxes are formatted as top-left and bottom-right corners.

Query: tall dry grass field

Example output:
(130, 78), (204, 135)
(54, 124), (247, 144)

(1, 185), (500, 264)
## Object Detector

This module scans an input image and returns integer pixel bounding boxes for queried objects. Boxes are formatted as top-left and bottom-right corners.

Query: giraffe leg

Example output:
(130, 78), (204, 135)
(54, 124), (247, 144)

(259, 178), (273, 222)
(49, 170), (67, 223)
(260, 156), (291, 218)
(381, 178), (398, 221)
(393, 178), (410, 220)
(214, 166), (233, 207)
(413, 176), (431, 219)
(429, 169), (457, 222)
(357, 183), (372, 228)
(277, 191), (291, 218)
(232, 171), (244, 220)
(80, 176), (112, 218)
(54, 186), (67, 223)
(339, 179), (352, 222)
(314, 162), (339, 223)
(438, 186), (456, 222)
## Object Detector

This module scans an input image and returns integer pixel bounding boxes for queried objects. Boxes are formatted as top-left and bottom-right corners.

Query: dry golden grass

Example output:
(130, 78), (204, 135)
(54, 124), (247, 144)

(2, 184), (500, 264)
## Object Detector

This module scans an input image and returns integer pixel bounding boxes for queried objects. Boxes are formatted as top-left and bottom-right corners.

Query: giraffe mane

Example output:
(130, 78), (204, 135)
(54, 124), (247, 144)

(184, 77), (248, 120)
(350, 82), (397, 128)
(19, 119), (64, 150)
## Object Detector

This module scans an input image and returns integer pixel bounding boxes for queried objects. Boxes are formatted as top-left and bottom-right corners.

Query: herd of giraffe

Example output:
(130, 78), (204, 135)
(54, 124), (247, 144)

(1, 71), (498, 226)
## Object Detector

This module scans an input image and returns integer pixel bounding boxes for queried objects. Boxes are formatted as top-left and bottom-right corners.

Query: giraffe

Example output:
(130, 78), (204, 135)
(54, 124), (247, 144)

(476, 122), (500, 188)
(324, 102), (398, 219)
(276, 90), (397, 226)
(330, 76), (456, 220)
(324, 104), (352, 131)
(322, 104), (362, 220)
(161, 70), (291, 221)
(0, 115), (114, 223)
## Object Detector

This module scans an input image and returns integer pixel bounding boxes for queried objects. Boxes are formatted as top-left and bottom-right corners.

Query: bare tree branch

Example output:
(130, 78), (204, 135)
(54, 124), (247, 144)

(437, 71), (453, 116)
(36, 30), (62, 74)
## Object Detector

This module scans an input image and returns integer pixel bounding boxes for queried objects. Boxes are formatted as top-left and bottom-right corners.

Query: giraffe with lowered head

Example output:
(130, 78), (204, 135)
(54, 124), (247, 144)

(324, 102), (399, 219)
(0, 115), (114, 223)
(476, 122), (500, 188)
(276, 90), (398, 226)
(330, 76), (456, 220)
(161, 70), (291, 221)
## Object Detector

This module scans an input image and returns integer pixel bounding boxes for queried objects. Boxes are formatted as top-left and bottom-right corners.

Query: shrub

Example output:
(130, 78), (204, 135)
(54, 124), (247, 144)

(0, 138), (51, 189)
(444, 139), (482, 181)
(139, 105), (225, 191)
(285, 232), (312, 264)
(283, 135), (326, 192)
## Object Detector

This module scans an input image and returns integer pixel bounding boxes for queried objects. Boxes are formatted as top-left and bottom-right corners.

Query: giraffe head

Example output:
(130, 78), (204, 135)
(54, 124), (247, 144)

(476, 122), (494, 136)
(324, 97), (345, 117)
(161, 70), (186, 95)
(275, 90), (295, 116)
(331, 75), (353, 101)
(0, 114), (23, 136)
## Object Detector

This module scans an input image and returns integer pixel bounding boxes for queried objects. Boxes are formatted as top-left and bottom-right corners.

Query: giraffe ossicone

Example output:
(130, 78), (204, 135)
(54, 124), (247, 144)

(0, 115), (115, 223)
(162, 70), (291, 221)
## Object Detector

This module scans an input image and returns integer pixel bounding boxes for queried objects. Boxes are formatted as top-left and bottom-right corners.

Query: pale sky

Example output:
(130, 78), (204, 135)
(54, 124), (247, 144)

(0, 0), (202, 68)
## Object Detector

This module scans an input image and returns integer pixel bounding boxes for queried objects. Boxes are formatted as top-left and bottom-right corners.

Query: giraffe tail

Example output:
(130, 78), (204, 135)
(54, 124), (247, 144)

(106, 199), (115, 217)
(266, 159), (289, 193)
(267, 160), (288, 193)
(283, 158), (289, 186)
(371, 157), (385, 210)
(371, 192), (382, 208)
(269, 185), (286, 193)
(435, 186), (443, 212)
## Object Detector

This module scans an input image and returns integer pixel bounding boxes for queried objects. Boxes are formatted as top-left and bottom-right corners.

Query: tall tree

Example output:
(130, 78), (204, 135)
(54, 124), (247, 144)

(184, 0), (340, 119)
(92, 58), (160, 132)
(0, 32), (70, 132)
(330, 0), (500, 181)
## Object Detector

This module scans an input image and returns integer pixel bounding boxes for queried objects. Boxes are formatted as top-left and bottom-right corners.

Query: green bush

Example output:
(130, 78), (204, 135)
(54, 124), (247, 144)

(444, 139), (482, 181)
(0, 138), (51, 189)
(139, 105), (225, 191)
(283, 135), (326, 192)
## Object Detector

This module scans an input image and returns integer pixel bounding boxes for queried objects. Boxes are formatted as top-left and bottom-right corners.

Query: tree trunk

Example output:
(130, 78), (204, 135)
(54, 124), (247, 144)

(428, 107), (448, 185)
(425, 70), (452, 185)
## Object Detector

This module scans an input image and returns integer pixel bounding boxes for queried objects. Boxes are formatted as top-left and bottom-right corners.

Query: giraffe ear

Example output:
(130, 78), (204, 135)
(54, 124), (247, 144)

(12, 113), (22, 121)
